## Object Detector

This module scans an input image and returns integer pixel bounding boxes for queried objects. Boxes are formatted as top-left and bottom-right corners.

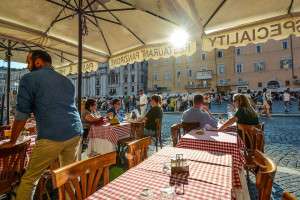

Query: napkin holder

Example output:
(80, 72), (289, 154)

(170, 154), (189, 176)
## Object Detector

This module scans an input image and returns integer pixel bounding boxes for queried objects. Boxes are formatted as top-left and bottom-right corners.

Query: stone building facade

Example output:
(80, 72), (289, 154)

(148, 36), (300, 93)
(68, 61), (148, 98)
(107, 61), (148, 97)
(0, 66), (28, 95)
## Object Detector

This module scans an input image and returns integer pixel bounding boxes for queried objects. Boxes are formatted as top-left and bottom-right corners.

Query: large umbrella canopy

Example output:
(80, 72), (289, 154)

(0, 37), (83, 67)
(0, 0), (189, 65)
(0, 0), (191, 113)
(0, 0), (299, 66)
(179, 0), (300, 50)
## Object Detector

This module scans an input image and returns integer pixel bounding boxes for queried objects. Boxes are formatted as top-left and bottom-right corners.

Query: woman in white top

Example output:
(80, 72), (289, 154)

(262, 88), (271, 117)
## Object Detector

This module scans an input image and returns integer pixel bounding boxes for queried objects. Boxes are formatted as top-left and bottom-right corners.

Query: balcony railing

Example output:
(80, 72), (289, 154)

(185, 84), (211, 89)
(236, 80), (249, 86)
(195, 70), (213, 80)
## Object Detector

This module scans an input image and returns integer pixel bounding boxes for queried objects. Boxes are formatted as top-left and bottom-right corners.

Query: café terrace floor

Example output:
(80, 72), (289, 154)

(54, 99), (300, 199)
(155, 100), (300, 199)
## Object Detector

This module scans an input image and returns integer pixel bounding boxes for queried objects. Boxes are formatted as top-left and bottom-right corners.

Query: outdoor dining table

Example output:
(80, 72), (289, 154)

(176, 129), (246, 190)
(87, 122), (131, 156)
(86, 147), (235, 200)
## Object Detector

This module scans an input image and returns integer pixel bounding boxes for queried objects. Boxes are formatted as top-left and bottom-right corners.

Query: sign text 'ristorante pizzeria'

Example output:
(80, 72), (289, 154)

(109, 41), (196, 68)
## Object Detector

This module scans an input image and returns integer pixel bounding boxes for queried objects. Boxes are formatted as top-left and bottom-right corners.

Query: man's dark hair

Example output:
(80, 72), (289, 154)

(85, 99), (96, 112)
(31, 50), (52, 64)
(112, 99), (120, 105)
(193, 94), (204, 105)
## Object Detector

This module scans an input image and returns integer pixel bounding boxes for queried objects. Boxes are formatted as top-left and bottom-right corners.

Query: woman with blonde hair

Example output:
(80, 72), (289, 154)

(218, 94), (259, 131)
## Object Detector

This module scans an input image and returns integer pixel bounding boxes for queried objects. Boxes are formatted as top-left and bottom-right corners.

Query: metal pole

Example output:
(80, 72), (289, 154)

(77, 0), (83, 115)
(0, 94), (4, 125)
(289, 35), (295, 79)
(6, 40), (12, 125)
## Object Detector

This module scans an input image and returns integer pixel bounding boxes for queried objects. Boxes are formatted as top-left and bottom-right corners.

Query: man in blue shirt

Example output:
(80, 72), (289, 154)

(3, 50), (83, 200)
(182, 94), (218, 129)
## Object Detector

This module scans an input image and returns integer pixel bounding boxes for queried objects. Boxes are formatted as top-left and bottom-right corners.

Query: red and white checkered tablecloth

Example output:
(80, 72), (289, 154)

(136, 148), (232, 189)
(87, 147), (233, 200)
(88, 122), (131, 145)
(176, 130), (245, 189)
(153, 147), (232, 167)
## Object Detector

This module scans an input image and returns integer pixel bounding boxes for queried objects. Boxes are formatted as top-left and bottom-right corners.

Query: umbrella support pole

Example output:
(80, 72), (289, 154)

(77, 0), (83, 115)
(0, 94), (4, 125)
(6, 40), (12, 125)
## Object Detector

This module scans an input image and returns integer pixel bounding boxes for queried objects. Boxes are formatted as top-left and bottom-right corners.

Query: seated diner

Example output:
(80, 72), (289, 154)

(82, 99), (104, 145)
(218, 93), (259, 131)
(181, 94), (218, 129)
(140, 94), (163, 136)
(107, 99), (121, 120)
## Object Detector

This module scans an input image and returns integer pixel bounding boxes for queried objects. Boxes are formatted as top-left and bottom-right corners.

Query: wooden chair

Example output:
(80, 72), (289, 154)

(238, 123), (265, 153)
(34, 158), (60, 200)
(131, 121), (145, 139)
(118, 122), (145, 146)
(181, 122), (201, 133)
(0, 140), (30, 195)
(126, 136), (151, 169)
(170, 122), (200, 147)
(238, 124), (265, 175)
(282, 192), (297, 200)
(171, 123), (182, 147)
(254, 150), (277, 200)
(154, 119), (162, 152)
(117, 122), (145, 165)
(51, 152), (116, 200)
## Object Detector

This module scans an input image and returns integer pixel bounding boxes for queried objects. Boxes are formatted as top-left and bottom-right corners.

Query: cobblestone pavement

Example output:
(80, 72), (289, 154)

(161, 114), (300, 199)
(210, 100), (300, 114)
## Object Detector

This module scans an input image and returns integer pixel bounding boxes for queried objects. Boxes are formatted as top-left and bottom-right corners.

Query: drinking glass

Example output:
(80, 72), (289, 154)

(175, 183), (184, 195)
(162, 162), (170, 174)
(160, 186), (175, 200)
(4, 130), (12, 138)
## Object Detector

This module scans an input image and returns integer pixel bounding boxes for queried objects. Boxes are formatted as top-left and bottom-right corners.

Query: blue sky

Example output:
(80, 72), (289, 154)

(0, 60), (26, 69)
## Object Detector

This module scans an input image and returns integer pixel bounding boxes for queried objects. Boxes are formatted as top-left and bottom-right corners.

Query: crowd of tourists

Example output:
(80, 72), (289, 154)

(90, 87), (300, 116)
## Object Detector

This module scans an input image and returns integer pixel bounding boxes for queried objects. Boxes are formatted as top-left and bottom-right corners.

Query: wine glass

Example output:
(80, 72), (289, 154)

(162, 162), (170, 174)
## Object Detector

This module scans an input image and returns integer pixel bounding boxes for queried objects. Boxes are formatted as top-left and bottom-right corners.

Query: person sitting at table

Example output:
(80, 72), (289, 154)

(107, 98), (121, 120)
(141, 94), (163, 136)
(218, 94), (259, 131)
(82, 99), (104, 148)
(182, 94), (218, 129)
